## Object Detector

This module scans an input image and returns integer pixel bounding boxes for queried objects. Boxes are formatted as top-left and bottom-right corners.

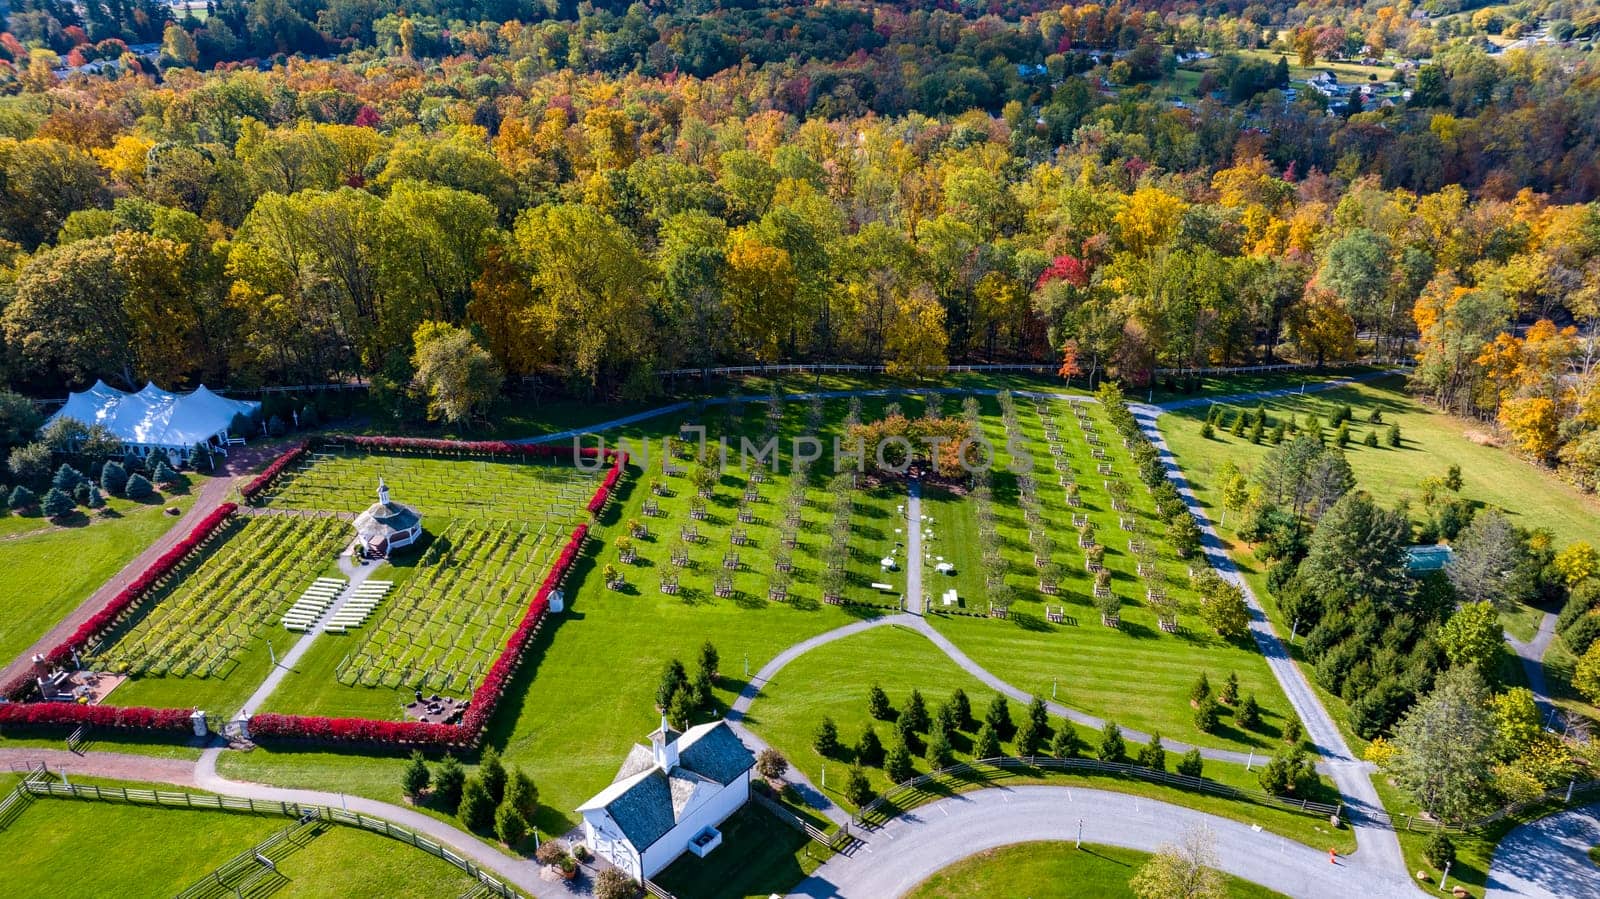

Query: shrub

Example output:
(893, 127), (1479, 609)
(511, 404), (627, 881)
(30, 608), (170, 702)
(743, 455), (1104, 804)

(458, 776), (495, 831)
(1219, 672), (1238, 705)
(974, 723), (1001, 759)
(1200, 421), (1214, 439)
(594, 867), (639, 899)
(495, 800), (527, 845)
(1189, 673), (1212, 705)
(1258, 748), (1317, 795)
(435, 755), (466, 811)
(844, 766), (875, 806)
(1425, 833), (1456, 870)
(83, 484), (104, 510)
(8, 442), (51, 481)
(1176, 748), (1203, 778)
(7, 485), (35, 510)
(1193, 696), (1220, 733)
(479, 747), (507, 805)
(1137, 732), (1166, 771)
(402, 751), (431, 799)
(813, 716), (841, 757)
(867, 683), (893, 720)
(152, 460), (180, 485)
(1015, 717), (1044, 756)
(41, 487), (75, 518)
(950, 688), (973, 730)
(505, 767), (538, 820)
(125, 474), (154, 499)
(53, 464), (84, 492)
(99, 457), (127, 492)
(856, 726), (884, 767)
(1387, 423), (1401, 447)
(1282, 716), (1303, 745)
(1363, 430), (1378, 447)
(756, 748), (789, 782)
(1098, 722), (1125, 762)
(535, 840), (569, 867)
(1335, 422), (1351, 447)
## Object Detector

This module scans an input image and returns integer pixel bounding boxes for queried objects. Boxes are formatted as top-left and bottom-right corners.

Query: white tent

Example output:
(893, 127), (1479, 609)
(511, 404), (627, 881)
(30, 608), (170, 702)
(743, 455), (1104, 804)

(47, 381), (260, 459)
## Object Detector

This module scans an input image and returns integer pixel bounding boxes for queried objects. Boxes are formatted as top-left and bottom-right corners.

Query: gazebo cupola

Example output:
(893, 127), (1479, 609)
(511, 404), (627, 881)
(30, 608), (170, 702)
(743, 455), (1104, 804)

(352, 478), (423, 557)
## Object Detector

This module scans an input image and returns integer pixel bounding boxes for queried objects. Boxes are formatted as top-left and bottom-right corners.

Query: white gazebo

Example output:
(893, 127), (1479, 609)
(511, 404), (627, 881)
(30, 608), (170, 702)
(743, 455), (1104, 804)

(46, 381), (259, 461)
(353, 479), (423, 557)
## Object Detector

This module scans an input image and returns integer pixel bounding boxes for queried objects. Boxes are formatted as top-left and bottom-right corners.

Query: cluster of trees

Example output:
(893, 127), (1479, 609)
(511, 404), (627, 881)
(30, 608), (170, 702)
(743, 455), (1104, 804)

(655, 641), (719, 729)
(0, 411), (192, 519)
(401, 746), (540, 847)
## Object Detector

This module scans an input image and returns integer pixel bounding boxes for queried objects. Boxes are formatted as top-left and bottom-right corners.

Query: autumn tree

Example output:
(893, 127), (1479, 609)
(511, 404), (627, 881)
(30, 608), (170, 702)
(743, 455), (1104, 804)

(410, 321), (503, 427)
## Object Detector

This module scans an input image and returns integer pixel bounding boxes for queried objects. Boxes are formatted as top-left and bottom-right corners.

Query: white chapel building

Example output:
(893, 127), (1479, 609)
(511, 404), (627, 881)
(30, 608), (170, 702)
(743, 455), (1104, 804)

(577, 718), (755, 881)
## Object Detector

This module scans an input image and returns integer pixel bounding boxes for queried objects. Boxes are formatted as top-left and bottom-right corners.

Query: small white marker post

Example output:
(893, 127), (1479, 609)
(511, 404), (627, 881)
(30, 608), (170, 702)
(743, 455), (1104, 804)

(1076, 818), (1083, 848)
(1439, 861), (1451, 893)
(744, 654), (749, 678)
(1052, 679), (1057, 700)
(1246, 750), (1253, 771)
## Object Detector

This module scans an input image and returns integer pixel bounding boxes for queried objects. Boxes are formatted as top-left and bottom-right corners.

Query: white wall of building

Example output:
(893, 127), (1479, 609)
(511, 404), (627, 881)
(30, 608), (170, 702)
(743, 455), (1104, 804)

(640, 771), (751, 878)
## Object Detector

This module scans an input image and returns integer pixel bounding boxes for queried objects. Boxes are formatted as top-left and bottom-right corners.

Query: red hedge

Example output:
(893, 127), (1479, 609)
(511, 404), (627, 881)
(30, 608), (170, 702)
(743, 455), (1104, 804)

(0, 702), (194, 731)
(3, 501), (239, 699)
(241, 441), (309, 500)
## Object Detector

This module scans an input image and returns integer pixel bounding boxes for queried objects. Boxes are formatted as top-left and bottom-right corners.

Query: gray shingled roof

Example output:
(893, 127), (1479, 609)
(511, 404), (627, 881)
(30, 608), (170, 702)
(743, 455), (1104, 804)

(677, 722), (756, 785)
(603, 772), (677, 849)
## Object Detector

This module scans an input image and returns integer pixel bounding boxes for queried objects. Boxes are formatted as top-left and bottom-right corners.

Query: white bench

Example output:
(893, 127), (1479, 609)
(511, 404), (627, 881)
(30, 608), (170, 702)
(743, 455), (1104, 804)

(871, 582), (894, 591)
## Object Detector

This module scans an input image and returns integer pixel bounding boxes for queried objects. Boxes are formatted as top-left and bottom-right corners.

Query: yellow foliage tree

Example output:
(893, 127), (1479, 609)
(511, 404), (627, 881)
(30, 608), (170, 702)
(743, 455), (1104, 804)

(1499, 396), (1561, 461)
(1114, 187), (1187, 256)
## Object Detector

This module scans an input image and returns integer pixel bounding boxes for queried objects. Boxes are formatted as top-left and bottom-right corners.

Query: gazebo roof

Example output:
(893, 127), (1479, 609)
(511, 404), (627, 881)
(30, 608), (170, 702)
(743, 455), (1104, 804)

(354, 479), (420, 537)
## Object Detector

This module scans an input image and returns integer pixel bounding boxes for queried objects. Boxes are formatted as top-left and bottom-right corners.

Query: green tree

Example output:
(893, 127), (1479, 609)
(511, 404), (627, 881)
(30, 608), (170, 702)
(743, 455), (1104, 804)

(974, 723), (1001, 759)
(985, 694), (1014, 740)
(40, 487), (75, 519)
(1300, 492), (1410, 607)
(756, 749), (789, 782)
(657, 659), (687, 710)
(856, 726), (884, 767)
(124, 474), (154, 500)
(902, 689), (930, 733)
(844, 766), (875, 807)
(867, 683), (893, 721)
(1391, 667), (1497, 823)
(1193, 696), (1220, 733)
(494, 800), (527, 846)
(100, 461), (128, 495)
(949, 688), (973, 730)
(1218, 673), (1239, 705)
(7, 485), (36, 510)
(1050, 723), (1082, 758)
(504, 767), (538, 821)
(479, 747), (507, 805)
(1490, 688), (1542, 756)
(401, 751), (431, 800)
(458, 776), (495, 831)
(1236, 694), (1262, 730)
(813, 716), (841, 758)
(1176, 748), (1204, 778)
(925, 725), (954, 768)
(884, 739), (914, 783)
(1447, 511), (1525, 608)
(1258, 747), (1316, 795)
(1437, 601), (1503, 671)
(435, 755), (466, 811)
(1099, 721), (1126, 762)
(1015, 717), (1044, 757)
(410, 321), (503, 428)
(1137, 732), (1167, 771)
(1189, 673), (1212, 705)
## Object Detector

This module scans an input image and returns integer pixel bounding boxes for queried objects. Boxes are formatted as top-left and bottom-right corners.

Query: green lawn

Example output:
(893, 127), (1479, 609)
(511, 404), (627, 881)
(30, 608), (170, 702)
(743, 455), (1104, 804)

(653, 804), (824, 899)
(0, 485), (199, 670)
(922, 396), (1298, 753)
(744, 625), (1351, 852)
(0, 792), (475, 899)
(906, 841), (1287, 899)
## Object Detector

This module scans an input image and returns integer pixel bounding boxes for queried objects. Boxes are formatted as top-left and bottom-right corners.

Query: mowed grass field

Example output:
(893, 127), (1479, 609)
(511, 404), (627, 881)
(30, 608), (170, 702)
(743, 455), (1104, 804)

(905, 841), (1287, 899)
(923, 395), (1297, 753)
(0, 791), (475, 899)
(0, 487), (200, 672)
(745, 625), (1350, 851)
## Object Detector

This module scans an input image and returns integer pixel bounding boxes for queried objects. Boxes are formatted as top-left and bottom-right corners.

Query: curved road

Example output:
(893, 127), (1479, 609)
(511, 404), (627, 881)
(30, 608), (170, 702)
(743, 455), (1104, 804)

(1486, 800), (1600, 898)
(788, 784), (1417, 899)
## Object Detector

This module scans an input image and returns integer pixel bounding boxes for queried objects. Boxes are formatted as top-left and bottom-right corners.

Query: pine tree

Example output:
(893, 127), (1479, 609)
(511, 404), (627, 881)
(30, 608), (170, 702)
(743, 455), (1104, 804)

(83, 484), (104, 509)
(813, 716), (841, 757)
(1176, 748), (1204, 778)
(844, 766), (874, 807)
(479, 747), (507, 805)
(125, 474), (154, 499)
(1015, 716), (1044, 756)
(1219, 672), (1238, 705)
(41, 487), (75, 518)
(494, 800), (527, 846)
(1189, 673), (1211, 705)
(974, 723), (1001, 759)
(1050, 723), (1081, 758)
(950, 688), (972, 730)
(884, 739), (914, 783)
(1137, 732), (1166, 771)
(435, 755), (466, 812)
(401, 751), (431, 800)
(100, 461), (128, 495)
(867, 683), (893, 720)
(856, 726), (884, 767)
(657, 659), (687, 710)
(504, 767), (538, 820)
(1387, 422), (1402, 447)
(458, 776), (495, 830)
(1237, 694), (1262, 730)
(1194, 696), (1220, 733)
(902, 689), (930, 733)
(1283, 716), (1304, 745)
(1027, 695), (1048, 731)
(925, 725), (953, 768)
(1099, 722), (1126, 761)
(8, 485), (36, 510)
(697, 641), (719, 682)
(985, 694), (1014, 739)
(52, 464), (83, 492)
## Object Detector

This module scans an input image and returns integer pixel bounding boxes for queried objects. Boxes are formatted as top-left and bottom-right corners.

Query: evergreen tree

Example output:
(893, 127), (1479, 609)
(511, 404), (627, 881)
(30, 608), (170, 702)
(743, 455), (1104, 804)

(1027, 695), (1049, 731)
(985, 694), (1014, 739)
(479, 747), (507, 805)
(1176, 748), (1204, 778)
(125, 474), (154, 499)
(83, 484), (104, 509)
(1099, 722), (1126, 762)
(867, 683), (893, 720)
(884, 739), (914, 783)
(505, 767), (538, 820)
(1190, 673), (1212, 705)
(950, 688), (973, 730)
(813, 716), (841, 757)
(1015, 716), (1044, 756)
(1137, 732), (1166, 771)
(8, 485), (35, 509)
(974, 723), (1001, 759)
(52, 464), (83, 492)
(1236, 694), (1262, 730)
(668, 687), (697, 730)
(1283, 716), (1304, 745)
(494, 800), (527, 846)
(657, 659), (688, 710)
(1219, 672), (1238, 705)
(435, 755), (466, 811)
(153, 460), (179, 484)
(856, 726), (884, 766)
(844, 766), (875, 807)
(458, 776), (495, 831)
(697, 640), (719, 681)
(902, 689), (930, 733)
(100, 460), (127, 495)
(1050, 722), (1081, 758)
(401, 751), (431, 800)
(41, 487), (75, 518)
(935, 699), (959, 735)
(925, 724), (953, 768)
(1387, 423), (1402, 447)
(1194, 696), (1220, 733)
